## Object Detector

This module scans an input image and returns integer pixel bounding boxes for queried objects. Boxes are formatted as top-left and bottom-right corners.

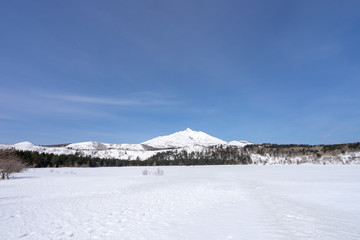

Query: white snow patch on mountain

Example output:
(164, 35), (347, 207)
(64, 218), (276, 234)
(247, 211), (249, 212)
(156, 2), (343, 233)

(104, 143), (145, 151)
(13, 141), (36, 149)
(0, 144), (12, 150)
(227, 140), (253, 147)
(67, 141), (108, 150)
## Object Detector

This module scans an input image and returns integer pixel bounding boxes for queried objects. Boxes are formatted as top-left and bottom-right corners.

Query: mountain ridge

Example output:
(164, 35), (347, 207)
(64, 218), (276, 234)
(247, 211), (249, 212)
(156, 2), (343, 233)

(0, 129), (252, 160)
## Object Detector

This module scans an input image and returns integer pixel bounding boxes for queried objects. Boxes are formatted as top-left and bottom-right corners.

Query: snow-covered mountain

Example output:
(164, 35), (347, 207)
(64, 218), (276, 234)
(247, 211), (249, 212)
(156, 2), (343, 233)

(0, 128), (244, 160)
(142, 128), (226, 148)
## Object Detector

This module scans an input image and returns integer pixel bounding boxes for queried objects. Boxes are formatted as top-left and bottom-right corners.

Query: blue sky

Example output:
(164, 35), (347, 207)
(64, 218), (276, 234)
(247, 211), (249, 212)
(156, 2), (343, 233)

(1, 0), (360, 145)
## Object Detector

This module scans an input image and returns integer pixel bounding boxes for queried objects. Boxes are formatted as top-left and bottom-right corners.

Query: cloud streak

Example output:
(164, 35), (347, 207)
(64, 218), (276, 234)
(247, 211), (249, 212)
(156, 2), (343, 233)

(47, 94), (180, 106)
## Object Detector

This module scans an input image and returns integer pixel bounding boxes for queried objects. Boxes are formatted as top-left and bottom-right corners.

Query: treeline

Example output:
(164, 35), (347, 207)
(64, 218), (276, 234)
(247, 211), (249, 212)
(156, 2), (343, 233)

(147, 145), (252, 165)
(244, 142), (360, 152)
(149, 143), (360, 165)
(243, 142), (360, 158)
(13, 146), (252, 168)
(15, 150), (171, 168)
(15, 150), (230, 167)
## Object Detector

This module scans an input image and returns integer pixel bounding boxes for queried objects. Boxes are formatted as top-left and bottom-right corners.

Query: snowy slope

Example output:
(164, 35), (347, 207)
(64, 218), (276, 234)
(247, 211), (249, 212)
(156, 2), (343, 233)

(142, 128), (226, 148)
(13, 141), (38, 150)
(0, 144), (12, 150)
(66, 141), (108, 150)
(250, 151), (360, 165)
(1, 166), (360, 240)
(104, 143), (145, 151)
(227, 140), (253, 147)
(4, 142), (162, 160)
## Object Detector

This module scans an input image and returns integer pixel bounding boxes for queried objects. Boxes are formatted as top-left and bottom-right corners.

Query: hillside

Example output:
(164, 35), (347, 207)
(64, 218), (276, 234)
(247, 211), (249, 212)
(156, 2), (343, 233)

(149, 143), (360, 165)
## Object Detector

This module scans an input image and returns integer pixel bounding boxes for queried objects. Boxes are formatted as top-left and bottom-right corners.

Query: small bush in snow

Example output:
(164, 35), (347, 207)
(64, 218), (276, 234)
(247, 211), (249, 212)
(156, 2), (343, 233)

(142, 168), (164, 176)
(154, 168), (164, 176)
(0, 158), (27, 180)
(142, 169), (149, 175)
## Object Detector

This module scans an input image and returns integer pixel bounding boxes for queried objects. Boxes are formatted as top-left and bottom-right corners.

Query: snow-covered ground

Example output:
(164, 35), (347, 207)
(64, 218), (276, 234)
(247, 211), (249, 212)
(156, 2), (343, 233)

(1, 166), (360, 240)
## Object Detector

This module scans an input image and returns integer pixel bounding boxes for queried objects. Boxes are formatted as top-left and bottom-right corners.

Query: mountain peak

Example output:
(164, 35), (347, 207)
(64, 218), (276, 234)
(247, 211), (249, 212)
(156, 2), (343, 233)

(142, 129), (226, 149)
(14, 141), (35, 147)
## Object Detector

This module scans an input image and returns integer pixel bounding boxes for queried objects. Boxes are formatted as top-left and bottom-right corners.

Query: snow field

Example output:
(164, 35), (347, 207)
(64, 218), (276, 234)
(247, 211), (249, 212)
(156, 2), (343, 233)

(1, 166), (360, 240)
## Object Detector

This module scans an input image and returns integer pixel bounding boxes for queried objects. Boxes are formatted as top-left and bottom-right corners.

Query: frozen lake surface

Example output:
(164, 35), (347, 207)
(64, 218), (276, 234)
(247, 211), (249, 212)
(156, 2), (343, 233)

(1, 165), (360, 240)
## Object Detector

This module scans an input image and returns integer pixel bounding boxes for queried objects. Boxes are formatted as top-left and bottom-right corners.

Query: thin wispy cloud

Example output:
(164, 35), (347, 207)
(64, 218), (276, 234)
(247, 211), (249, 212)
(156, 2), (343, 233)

(47, 94), (179, 106)
(322, 134), (331, 140)
(0, 88), (181, 124)
(0, 115), (16, 121)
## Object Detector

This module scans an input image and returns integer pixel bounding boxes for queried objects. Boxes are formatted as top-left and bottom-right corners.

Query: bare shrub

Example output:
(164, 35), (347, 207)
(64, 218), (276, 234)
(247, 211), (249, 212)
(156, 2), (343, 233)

(0, 158), (27, 180)
(154, 168), (164, 176)
(142, 168), (164, 176)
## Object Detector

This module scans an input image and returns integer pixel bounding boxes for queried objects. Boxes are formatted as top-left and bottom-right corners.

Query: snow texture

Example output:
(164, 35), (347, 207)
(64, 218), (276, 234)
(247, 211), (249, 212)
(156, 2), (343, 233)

(250, 152), (360, 165)
(66, 142), (108, 151)
(1, 166), (360, 240)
